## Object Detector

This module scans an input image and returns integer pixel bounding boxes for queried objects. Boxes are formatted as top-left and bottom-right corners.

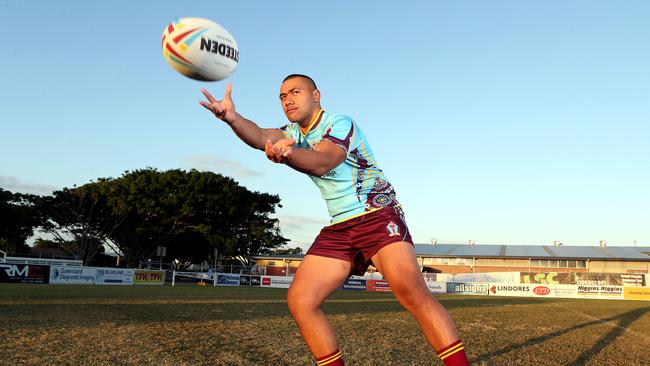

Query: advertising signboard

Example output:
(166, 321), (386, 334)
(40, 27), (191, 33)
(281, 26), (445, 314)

(446, 282), (489, 295)
(50, 266), (95, 284)
(489, 283), (531, 297)
(239, 275), (262, 287)
(216, 273), (241, 286)
(339, 278), (366, 291)
(260, 275), (293, 288)
(0, 264), (50, 284)
(623, 287), (650, 301)
(95, 268), (134, 285)
(597, 285), (624, 299)
(425, 280), (446, 294)
(620, 274), (645, 287)
(366, 279), (391, 292)
(250, 275), (261, 287)
(528, 284), (577, 299)
(133, 270), (165, 285)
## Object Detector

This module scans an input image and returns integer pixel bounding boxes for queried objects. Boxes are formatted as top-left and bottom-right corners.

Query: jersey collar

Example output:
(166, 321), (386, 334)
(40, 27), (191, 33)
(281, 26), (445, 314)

(299, 109), (325, 135)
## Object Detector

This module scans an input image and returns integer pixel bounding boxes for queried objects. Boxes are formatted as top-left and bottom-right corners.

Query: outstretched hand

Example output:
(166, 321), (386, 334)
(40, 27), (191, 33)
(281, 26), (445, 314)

(265, 138), (296, 163)
(199, 84), (236, 125)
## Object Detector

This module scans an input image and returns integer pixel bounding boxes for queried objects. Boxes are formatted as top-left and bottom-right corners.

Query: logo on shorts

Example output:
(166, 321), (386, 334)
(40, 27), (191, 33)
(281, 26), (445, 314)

(386, 221), (400, 237)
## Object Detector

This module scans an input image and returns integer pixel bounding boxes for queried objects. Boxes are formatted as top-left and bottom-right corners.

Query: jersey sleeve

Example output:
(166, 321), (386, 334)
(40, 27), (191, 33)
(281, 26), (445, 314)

(322, 116), (355, 153)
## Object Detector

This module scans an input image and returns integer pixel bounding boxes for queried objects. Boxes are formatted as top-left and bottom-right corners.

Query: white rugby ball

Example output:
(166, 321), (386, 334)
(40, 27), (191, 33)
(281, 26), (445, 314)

(162, 17), (239, 81)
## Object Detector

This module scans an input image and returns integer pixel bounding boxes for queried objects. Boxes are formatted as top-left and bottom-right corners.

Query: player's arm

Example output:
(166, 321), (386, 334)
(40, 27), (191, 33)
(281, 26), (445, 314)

(200, 85), (284, 150)
(265, 138), (346, 177)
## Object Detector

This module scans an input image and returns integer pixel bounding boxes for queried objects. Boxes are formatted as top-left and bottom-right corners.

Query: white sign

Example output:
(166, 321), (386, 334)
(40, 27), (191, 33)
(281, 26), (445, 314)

(260, 275), (293, 288)
(50, 266), (96, 284)
(489, 283), (532, 297)
(95, 268), (134, 285)
(425, 280), (447, 294)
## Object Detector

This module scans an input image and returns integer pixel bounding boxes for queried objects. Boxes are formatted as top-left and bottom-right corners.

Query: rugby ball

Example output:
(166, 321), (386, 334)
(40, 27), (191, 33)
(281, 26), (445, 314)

(162, 17), (239, 81)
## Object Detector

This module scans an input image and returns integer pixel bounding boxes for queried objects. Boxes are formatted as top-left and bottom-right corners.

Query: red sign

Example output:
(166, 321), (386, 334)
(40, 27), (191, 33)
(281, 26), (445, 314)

(262, 277), (271, 286)
(533, 286), (550, 295)
(367, 279), (392, 292)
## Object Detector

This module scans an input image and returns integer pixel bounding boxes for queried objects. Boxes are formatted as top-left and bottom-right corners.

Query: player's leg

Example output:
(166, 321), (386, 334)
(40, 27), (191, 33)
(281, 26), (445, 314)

(371, 242), (469, 365)
(286, 254), (351, 363)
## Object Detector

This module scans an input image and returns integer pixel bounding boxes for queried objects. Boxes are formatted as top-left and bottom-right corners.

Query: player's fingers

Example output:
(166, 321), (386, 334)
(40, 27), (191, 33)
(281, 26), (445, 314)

(201, 88), (217, 103)
(264, 140), (275, 159)
(272, 143), (285, 155)
(199, 100), (214, 110)
(225, 84), (232, 100)
(200, 100), (224, 116)
(281, 147), (293, 157)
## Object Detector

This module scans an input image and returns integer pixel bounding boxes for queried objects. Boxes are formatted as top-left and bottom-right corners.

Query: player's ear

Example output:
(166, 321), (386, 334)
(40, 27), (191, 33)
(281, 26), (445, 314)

(312, 89), (321, 103)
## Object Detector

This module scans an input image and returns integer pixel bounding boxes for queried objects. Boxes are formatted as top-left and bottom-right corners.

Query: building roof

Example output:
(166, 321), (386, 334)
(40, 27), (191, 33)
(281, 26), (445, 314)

(414, 244), (650, 261)
(251, 244), (650, 262)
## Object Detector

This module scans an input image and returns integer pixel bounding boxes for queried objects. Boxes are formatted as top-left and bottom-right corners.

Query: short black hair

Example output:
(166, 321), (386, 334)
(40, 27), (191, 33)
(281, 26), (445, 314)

(282, 74), (317, 90)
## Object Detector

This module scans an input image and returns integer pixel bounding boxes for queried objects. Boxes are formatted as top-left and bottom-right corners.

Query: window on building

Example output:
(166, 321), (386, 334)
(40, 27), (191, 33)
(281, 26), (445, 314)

(530, 259), (540, 267)
(577, 260), (587, 268)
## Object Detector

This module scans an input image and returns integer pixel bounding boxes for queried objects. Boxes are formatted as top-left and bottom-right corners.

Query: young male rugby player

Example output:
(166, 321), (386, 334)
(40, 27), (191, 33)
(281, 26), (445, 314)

(200, 75), (469, 366)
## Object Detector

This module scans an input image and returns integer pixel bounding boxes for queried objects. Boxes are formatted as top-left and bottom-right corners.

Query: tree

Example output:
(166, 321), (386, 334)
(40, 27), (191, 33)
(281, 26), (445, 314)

(103, 168), (287, 266)
(0, 188), (39, 255)
(273, 246), (304, 255)
(30, 168), (288, 267)
(34, 182), (127, 265)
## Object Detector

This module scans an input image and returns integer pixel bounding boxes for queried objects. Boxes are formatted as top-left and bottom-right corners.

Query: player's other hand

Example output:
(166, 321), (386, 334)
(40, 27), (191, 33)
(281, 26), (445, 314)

(265, 138), (295, 163)
(199, 84), (237, 125)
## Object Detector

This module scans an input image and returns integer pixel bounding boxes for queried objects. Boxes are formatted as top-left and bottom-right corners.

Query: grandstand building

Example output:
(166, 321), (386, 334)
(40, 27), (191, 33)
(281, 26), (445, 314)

(252, 244), (650, 277)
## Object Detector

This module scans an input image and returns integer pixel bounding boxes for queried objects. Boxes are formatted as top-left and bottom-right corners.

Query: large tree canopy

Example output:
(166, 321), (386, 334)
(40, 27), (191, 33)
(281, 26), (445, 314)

(34, 169), (287, 266)
(0, 188), (39, 255)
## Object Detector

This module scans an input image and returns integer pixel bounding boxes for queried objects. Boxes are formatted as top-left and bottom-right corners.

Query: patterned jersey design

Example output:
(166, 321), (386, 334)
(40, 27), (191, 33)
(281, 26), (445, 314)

(280, 111), (399, 223)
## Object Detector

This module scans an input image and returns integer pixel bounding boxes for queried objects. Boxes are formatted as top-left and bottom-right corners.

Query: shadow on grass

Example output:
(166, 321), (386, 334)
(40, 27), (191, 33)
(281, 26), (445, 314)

(470, 306), (650, 365)
(572, 306), (650, 365)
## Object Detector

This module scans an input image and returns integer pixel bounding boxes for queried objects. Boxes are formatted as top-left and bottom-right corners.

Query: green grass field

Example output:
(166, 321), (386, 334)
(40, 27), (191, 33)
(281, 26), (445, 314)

(1, 284), (649, 365)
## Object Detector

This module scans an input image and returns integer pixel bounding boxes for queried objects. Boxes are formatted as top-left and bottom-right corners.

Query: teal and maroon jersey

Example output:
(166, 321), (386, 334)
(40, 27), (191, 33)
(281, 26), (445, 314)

(280, 110), (400, 223)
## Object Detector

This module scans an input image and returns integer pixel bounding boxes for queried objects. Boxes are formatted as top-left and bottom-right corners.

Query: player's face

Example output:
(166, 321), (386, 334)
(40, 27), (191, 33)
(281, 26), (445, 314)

(279, 78), (319, 125)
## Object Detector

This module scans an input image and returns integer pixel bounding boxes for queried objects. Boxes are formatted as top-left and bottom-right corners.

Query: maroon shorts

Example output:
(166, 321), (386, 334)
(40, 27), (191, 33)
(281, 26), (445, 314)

(306, 205), (413, 276)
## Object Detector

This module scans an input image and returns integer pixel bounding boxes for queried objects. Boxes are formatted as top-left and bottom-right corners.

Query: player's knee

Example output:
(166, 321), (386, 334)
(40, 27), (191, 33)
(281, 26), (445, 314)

(286, 286), (318, 315)
(392, 282), (431, 311)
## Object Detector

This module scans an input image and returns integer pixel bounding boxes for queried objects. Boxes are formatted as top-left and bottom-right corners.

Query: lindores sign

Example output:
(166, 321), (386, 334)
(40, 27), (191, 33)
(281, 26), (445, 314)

(0, 264), (50, 284)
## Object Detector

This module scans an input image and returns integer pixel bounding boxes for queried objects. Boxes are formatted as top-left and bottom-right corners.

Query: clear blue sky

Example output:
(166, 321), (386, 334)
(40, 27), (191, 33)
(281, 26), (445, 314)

(1, 1), (649, 249)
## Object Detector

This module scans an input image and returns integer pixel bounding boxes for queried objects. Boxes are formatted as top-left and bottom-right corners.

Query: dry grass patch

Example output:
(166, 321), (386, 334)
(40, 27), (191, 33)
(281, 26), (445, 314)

(1, 284), (649, 365)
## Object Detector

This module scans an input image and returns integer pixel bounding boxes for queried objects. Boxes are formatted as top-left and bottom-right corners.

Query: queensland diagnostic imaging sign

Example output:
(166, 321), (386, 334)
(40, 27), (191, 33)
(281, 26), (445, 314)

(50, 266), (96, 284)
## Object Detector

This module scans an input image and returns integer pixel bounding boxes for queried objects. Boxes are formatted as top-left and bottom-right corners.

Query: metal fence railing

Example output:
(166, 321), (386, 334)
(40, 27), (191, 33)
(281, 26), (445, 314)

(139, 261), (266, 275)
(3, 256), (83, 266)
